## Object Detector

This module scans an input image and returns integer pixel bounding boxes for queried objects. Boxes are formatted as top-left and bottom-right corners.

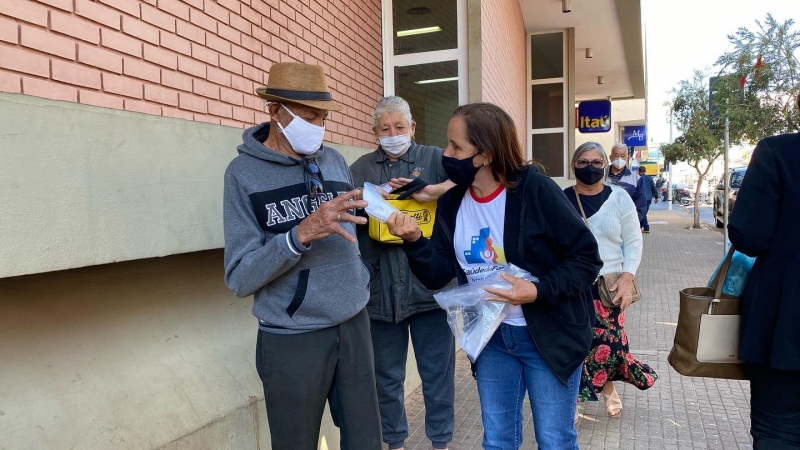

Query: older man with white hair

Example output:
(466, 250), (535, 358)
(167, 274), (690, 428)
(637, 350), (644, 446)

(350, 96), (456, 450)
(607, 143), (647, 225)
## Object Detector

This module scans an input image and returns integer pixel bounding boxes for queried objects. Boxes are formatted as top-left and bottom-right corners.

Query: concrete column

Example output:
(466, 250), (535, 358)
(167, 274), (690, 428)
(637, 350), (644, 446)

(467, 0), (482, 103)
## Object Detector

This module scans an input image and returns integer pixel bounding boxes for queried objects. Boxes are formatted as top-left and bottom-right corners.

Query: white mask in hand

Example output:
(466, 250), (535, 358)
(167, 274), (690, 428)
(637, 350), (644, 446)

(378, 134), (411, 158)
(612, 158), (627, 169)
(276, 103), (325, 155)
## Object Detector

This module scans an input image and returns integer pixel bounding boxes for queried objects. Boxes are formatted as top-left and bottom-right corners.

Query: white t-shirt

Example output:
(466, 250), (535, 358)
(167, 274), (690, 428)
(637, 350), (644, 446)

(454, 185), (526, 326)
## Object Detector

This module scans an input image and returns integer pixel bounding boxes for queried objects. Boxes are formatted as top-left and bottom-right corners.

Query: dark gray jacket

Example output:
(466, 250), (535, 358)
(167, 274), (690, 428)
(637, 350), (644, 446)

(349, 142), (455, 322)
(223, 122), (370, 334)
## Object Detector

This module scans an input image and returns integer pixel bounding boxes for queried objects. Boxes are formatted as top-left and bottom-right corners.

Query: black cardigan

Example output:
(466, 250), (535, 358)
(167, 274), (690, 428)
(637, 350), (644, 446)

(402, 166), (603, 383)
(729, 133), (800, 371)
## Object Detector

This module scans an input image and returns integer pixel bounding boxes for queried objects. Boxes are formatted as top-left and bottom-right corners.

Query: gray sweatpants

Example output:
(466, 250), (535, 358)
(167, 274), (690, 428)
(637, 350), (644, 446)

(255, 308), (382, 450)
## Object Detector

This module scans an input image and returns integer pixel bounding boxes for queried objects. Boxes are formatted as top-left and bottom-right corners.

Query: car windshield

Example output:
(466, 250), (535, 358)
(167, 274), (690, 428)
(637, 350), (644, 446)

(730, 170), (746, 188)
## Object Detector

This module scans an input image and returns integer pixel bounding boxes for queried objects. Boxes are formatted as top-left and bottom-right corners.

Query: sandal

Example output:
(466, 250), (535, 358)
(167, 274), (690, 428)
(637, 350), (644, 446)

(602, 383), (623, 417)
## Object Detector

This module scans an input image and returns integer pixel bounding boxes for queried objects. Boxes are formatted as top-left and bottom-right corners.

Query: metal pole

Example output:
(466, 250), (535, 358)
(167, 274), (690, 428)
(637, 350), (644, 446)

(668, 110), (674, 211)
(722, 116), (730, 254)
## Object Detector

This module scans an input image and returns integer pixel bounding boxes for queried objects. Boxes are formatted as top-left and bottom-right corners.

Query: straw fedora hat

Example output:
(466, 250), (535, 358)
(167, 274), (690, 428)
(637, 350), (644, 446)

(256, 62), (342, 111)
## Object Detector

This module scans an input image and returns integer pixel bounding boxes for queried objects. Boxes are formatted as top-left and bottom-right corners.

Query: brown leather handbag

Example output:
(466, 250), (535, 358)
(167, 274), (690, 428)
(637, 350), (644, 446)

(597, 272), (641, 308)
(574, 191), (642, 308)
(668, 249), (747, 380)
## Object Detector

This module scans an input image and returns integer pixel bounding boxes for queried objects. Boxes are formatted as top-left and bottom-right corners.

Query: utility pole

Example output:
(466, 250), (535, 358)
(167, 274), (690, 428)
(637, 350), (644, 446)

(723, 116), (730, 254)
(667, 107), (674, 211)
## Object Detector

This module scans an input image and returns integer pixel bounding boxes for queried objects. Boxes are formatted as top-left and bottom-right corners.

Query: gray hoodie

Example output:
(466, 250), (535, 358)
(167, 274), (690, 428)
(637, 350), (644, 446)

(223, 122), (370, 334)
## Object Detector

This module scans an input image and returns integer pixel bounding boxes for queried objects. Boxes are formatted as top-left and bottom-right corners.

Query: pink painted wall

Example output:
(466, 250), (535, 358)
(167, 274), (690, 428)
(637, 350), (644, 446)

(480, 0), (527, 150)
(0, 0), (383, 148)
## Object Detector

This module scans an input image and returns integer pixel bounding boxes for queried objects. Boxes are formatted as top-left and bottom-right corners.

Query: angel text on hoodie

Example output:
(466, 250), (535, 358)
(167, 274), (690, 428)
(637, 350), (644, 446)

(223, 122), (370, 334)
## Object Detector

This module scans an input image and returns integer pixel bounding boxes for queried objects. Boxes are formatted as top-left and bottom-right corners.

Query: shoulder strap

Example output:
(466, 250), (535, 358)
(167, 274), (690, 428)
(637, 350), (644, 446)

(712, 248), (736, 299)
(574, 190), (590, 228)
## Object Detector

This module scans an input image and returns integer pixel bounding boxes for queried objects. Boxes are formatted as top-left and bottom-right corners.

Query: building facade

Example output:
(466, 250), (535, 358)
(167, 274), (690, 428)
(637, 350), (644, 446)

(0, 0), (646, 448)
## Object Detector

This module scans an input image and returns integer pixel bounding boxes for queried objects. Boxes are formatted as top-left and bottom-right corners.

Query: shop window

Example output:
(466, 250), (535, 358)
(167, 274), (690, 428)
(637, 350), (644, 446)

(382, 0), (467, 138)
(393, 1), (458, 55)
(396, 61), (459, 148)
(528, 31), (567, 177)
(531, 83), (564, 129)
(531, 133), (565, 176)
(530, 33), (563, 79)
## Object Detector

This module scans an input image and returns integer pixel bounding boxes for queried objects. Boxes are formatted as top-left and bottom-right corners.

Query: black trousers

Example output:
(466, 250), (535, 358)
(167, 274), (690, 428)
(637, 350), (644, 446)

(747, 363), (800, 449)
(255, 309), (382, 450)
(370, 308), (455, 449)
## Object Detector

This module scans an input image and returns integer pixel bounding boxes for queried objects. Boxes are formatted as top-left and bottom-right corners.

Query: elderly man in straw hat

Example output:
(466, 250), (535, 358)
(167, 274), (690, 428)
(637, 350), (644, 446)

(223, 62), (381, 449)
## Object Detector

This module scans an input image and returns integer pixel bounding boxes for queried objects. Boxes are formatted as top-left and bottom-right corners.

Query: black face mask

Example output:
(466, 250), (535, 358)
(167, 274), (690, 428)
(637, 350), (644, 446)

(442, 155), (481, 187)
(574, 165), (606, 185)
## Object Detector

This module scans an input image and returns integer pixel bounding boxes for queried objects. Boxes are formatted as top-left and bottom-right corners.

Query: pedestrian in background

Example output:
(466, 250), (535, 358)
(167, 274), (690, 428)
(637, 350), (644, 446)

(606, 144), (647, 223)
(350, 96), (456, 450)
(728, 127), (800, 448)
(222, 62), (381, 450)
(565, 142), (658, 419)
(386, 103), (602, 449)
(638, 166), (659, 233)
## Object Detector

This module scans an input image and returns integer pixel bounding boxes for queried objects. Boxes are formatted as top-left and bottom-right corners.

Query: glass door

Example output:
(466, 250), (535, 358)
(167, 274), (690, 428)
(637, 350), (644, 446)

(382, 0), (467, 148)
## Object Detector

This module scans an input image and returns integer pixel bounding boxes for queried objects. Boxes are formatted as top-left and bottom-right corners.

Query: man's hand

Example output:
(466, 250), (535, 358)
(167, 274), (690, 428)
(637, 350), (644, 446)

(296, 189), (367, 245)
(484, 273), (538, 305)
(609, 272), (635, 309)
(654, 198), (659, 203)
(385, 211), (422, 242)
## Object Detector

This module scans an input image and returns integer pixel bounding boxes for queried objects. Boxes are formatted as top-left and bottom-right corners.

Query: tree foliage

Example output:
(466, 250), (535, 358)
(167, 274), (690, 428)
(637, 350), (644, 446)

(659, 15), (800, 228)
(660, 71), (729, 229)
(660, 70), (726, 168)
(715, 14), (800, 137)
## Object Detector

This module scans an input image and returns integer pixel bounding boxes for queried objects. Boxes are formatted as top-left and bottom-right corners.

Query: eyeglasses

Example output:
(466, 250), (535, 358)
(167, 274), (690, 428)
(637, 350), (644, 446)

(575, 159), (606, 169)
(302, 157), (326, 212)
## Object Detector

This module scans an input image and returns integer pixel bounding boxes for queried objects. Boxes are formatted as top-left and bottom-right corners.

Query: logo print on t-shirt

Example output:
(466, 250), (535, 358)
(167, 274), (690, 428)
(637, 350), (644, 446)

(464, 227), (506, 264)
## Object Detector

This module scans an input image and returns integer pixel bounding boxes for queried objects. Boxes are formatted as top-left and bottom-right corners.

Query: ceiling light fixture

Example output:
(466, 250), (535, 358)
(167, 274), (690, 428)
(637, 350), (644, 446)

(415, 76), (458, 85)
(586, 48), (594, 58)
(562, 0), (571, 13)
(397, 26), (442, 37)
(598, 76), (605, 85)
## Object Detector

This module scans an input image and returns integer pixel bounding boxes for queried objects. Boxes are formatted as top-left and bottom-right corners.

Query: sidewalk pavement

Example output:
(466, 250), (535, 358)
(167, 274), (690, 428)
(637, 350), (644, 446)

(402, 208), (753, 450)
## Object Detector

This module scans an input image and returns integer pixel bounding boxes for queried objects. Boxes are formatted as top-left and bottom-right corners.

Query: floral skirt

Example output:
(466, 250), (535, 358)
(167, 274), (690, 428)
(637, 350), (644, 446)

(578, 288), (658, 402)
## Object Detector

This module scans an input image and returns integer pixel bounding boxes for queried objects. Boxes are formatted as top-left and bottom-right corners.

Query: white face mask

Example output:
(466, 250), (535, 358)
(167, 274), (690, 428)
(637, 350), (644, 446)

(378, 134), (411, 157)
(612, 157), (627, 169)
(276, 104), (325, 155)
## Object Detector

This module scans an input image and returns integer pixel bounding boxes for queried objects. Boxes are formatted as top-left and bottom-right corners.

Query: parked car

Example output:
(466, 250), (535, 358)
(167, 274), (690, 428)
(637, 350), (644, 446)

(714, 167), (747, 228)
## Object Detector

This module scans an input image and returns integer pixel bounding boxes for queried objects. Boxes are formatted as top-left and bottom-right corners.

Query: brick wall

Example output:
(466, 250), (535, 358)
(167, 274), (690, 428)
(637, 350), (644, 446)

(480, 0), (526, 151)
(0, 0), (383, 148)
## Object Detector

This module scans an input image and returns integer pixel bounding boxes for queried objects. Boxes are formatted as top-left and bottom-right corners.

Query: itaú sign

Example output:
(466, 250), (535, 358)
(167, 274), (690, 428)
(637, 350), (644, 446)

(577, 100), (611, 133)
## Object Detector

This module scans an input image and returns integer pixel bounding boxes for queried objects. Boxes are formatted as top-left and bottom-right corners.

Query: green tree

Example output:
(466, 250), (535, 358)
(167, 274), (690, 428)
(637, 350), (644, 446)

(715, 14), (800, 137)
(660, 71), (743, 229)
(660, 15), (799, 229)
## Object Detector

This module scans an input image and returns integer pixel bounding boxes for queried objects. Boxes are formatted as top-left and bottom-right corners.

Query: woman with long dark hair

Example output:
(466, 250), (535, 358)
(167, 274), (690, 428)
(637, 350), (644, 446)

(386, 103), (602, 449)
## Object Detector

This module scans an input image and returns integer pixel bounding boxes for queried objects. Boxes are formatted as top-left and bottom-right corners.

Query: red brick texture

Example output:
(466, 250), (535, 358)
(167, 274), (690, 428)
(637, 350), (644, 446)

(480, 0), (527, 150)
(0, 0), (383, 148)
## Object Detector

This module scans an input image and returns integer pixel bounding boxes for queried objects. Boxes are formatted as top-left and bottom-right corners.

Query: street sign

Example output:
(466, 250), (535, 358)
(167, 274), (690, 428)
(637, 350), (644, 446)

(709, 76), (721, 130)
(577, 100), (611, 133)
(624, 125), (647, 147)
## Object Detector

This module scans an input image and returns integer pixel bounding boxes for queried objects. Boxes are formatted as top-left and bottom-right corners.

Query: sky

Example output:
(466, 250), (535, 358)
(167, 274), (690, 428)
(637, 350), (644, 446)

(643, 0), (800, 147)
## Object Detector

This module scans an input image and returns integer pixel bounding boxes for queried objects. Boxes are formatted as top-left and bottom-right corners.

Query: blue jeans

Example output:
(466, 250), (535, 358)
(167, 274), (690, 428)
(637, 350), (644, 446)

(640, 200), (652, 230)
(475, 324), (581, 450)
